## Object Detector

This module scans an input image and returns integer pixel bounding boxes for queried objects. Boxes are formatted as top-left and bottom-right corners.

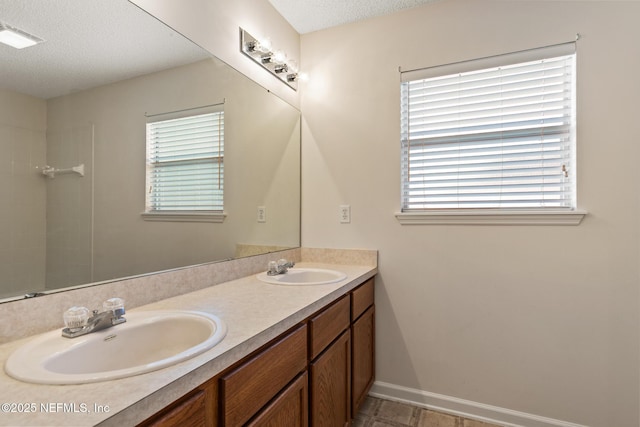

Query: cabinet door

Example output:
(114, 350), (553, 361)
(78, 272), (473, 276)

(310, 330), (351, 427)
(352, 305), (375, 415)
(247, 372), (308, 427)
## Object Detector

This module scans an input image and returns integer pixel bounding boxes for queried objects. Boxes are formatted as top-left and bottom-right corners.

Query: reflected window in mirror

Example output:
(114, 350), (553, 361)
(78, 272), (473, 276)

(0, 0), (300, 303)
(143, 106), (226, 223)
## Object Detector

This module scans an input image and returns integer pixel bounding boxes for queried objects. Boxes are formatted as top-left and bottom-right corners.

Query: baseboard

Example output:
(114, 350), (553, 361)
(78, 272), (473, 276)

(369, 381), (589, 427)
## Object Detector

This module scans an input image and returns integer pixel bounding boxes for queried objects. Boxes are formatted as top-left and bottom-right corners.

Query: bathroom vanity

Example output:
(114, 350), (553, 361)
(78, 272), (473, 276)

(138, 278), (375, 427)
(0, 249), (376, 427)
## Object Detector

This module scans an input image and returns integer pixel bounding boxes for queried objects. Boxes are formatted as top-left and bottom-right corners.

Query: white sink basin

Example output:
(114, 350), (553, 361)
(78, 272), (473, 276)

(5, 310), (227, 385)
(257, 268), (347, 285)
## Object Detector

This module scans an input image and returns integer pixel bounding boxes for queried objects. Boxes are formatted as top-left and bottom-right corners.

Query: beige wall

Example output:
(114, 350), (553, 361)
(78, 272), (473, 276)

(46, 58), (300, 284)
(0, 89), (47, 297)
(300, 1), (640, 426)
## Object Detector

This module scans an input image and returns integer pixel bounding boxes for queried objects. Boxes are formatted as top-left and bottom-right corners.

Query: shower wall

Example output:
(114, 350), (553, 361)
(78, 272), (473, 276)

(44, 125), (93, 290)
(0, 88), (47, 298)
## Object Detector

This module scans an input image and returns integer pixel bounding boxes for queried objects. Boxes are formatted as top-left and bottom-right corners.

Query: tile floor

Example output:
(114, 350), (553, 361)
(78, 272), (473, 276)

(354, 396), (504, 427)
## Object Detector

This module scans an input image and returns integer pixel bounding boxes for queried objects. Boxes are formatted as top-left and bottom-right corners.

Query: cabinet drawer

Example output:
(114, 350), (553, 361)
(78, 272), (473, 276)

(138, 377), (217, 427)
(221, 324), (307, 427)
(138, 389), (207, 427)
(351, 279), (374, 321)
(309, 296), (350, 359)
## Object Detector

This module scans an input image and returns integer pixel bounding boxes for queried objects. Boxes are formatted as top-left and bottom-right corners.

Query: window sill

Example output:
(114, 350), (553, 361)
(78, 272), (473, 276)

(141, 211), (226, 223)
(395, 209), (587, 225)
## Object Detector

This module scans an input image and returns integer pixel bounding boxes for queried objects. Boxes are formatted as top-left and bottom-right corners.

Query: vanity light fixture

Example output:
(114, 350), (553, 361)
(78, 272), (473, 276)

(240, 28), (299, 90)
(0, 23), (44, 49)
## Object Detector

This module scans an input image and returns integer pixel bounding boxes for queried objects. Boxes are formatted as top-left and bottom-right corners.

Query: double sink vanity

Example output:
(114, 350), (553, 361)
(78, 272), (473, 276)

(0, 248), (377, 426)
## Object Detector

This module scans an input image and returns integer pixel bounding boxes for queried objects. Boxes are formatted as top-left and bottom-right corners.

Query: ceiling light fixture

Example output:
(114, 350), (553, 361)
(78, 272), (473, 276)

(240, 28), (299, 90)
(0, 23), (44, 49)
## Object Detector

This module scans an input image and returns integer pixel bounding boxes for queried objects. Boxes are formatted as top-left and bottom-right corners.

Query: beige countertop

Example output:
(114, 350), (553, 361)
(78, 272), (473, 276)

(0, 261), (376, 427)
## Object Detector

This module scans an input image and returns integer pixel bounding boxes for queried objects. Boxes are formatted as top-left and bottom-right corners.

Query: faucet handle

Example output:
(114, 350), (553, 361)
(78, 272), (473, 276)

(103, 298), (125, 317)
(268, 261), (278, 275)
(63, 306), (90, 331)
(277, 258), (294, 269)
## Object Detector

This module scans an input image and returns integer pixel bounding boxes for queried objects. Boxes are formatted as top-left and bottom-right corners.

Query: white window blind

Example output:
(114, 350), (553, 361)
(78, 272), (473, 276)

(146, 111), (224, 213)
(401, 44), (576, 211)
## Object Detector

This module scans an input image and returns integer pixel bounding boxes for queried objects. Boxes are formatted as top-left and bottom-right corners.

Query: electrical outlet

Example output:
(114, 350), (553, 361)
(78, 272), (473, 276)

(257, 206), (266, 223)
(339, 205), (351, 223)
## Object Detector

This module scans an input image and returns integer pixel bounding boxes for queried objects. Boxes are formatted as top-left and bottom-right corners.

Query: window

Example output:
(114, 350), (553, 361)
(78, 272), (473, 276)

(398, 43), (585, 225)
(143, 108), (225, 222)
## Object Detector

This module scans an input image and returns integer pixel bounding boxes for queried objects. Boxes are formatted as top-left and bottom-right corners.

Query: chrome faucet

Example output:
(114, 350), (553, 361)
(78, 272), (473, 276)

(62, 298), (126, 338)
(267, 258), (295, 276)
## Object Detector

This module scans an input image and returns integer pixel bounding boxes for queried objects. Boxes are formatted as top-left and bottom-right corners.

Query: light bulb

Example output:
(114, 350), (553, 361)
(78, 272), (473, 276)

(273, 50), (287, 64)
(258, 37), (272, 53)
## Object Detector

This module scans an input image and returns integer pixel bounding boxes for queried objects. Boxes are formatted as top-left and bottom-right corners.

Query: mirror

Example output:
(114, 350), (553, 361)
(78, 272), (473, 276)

(0, 0), (301, 301)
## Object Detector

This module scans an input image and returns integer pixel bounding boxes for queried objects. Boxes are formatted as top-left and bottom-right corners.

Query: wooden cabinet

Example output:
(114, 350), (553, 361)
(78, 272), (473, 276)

(139, 277), (375, 427)
(351, 306), (374, 415)
(308, 296), (350, 359)
(308, 296), (351, 427)
(351, 279), (374, 321)
(351, 279), (375, 416)
(247, 372), (308, 427)
(137, 377), (217, 427)
(310, 330), (351, 427)
(221, 325), (307, 427)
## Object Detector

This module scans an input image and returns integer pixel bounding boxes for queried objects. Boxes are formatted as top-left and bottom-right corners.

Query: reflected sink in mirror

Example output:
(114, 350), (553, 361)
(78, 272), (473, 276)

(5, 310), (227, 385)
(257, 268), (347, 285)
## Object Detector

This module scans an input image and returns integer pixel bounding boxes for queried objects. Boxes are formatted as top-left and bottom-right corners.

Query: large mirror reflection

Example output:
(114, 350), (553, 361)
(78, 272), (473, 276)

(0, 0), (301, 301)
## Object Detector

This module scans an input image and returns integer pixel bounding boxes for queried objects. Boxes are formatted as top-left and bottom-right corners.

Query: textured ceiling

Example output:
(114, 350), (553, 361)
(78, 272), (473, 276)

(268, 0), (442, 34)
(0, 0), (209, 99)
(0, 0), (442, 99)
